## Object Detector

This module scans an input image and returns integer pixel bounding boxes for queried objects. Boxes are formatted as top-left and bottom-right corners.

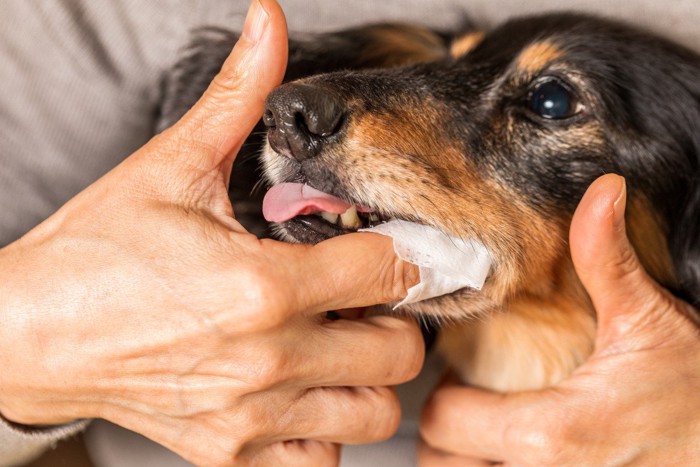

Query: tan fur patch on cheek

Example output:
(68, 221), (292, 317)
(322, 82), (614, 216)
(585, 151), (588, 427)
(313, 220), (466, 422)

(450, 32), (485, 58)
(341, 108), (567, 309)
(479, 190), (568, 301)
(340, 105), (480, 218)
(517, 40), (563, 73)
(339, 111), (462, 220)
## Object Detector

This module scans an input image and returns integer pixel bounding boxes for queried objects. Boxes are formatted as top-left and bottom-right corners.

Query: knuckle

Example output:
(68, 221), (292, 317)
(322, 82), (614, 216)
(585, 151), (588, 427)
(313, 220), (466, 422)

(206, 453), (235, 467)
(210, 51), (254, 95)
(254, 440), (340, 467)
(613, 242), (640, 278)
(504, 414), (569, 466)
(233, 263), (290, 328)
(250, 347), (290, 388)
(182, 436), (243, 467)
(379, 253), (419, 303)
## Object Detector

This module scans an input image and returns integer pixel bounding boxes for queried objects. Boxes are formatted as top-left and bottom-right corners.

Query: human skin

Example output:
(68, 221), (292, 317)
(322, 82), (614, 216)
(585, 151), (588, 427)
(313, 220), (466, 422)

(419, 174), (700, 466)
(0, 1), (424, 466)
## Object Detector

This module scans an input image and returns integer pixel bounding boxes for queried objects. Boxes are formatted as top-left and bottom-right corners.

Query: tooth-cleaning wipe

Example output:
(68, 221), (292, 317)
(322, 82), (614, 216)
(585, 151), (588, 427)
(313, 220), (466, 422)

(360, 220), (492, 308)
(261, 183), (492, 306)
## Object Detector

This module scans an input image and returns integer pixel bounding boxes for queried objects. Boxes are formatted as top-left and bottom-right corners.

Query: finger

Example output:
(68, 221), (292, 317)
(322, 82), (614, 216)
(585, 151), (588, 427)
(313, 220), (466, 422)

(420, 382), (547, 461)
(418, 439), (494, 467)
(240, 440), (339, 467)
(264, 232), (420, 314)
(420, 384), (507, 459)
(569, 174), (676, 347)
(167, 0), (288, 173)
(276, 386), (404, 445)
(294, 314), (424, 387)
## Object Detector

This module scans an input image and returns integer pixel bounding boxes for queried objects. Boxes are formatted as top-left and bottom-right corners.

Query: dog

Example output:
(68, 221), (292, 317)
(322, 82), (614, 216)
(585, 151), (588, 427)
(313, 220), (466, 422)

(157, 13), (700, 392)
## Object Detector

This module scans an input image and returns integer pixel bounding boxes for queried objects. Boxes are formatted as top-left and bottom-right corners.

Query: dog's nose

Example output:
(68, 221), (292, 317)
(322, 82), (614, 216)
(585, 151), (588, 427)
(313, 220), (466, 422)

(263, 83), (344, 161)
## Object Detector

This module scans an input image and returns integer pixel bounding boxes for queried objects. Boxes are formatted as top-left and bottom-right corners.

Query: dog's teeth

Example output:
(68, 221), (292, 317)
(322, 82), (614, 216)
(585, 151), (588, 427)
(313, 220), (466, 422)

(340, 206), (361, 229)
(369, 213), (380, 222)
(320, 211), (339, 224)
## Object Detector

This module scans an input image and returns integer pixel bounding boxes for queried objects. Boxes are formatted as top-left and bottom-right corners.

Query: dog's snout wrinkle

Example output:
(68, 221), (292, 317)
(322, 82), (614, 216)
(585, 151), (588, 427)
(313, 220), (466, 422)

(264, 83), (345, 161)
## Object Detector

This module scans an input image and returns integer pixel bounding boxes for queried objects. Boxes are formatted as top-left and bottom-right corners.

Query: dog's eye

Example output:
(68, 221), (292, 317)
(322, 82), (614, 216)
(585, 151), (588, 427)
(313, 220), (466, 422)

(527, 79), (581, 120)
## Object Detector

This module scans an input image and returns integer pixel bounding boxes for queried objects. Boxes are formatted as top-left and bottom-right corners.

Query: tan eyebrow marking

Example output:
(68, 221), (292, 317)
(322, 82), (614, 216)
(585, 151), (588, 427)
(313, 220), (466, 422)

(517, 41), (563, 73)
(450, 32), (485, 58)
(368, 24), (447, 66)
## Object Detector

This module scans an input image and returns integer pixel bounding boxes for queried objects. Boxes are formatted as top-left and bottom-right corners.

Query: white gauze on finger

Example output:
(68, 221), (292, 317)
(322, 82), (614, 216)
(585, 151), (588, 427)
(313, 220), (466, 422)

(359, 220), (491, 308)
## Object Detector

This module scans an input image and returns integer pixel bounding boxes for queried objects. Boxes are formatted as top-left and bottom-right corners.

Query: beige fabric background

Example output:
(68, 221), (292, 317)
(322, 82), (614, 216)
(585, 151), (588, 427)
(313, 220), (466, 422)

(1, 0), (699, 466)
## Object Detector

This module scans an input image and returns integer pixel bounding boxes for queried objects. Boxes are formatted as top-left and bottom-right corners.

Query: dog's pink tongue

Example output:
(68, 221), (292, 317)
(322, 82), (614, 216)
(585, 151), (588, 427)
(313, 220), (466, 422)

(262, 183), (352, 223)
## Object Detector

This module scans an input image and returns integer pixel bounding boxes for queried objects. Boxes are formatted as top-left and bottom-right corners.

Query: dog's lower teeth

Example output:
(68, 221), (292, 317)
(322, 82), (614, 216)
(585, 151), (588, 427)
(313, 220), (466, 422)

(369, 213), (380, 222)
(340, 206), (361, 229)
(320, 211), (339, 224)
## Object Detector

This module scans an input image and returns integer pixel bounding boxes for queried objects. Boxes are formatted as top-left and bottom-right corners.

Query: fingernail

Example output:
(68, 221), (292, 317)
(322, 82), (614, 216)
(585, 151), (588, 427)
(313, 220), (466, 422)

(613, 175), (627, 228)
(241, 0), (269, 44)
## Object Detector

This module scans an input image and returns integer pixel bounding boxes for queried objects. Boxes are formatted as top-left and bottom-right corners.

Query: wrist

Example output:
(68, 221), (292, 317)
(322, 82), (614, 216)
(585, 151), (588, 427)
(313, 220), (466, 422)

(0, 241), (34, 423)
(0, 238), (94, 426)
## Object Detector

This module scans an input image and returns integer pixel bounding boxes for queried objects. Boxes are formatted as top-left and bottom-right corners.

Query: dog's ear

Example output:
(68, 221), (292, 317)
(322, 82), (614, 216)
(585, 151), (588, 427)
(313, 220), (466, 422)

(650, 53), (700, 311)
(157, 27), (240, 132)
(612, 39), (700, 312)
(674, 183), (700, 309)
(157, 23), (452, 131)
(665, 57), (700, 310)
(282, 23), (450, 81)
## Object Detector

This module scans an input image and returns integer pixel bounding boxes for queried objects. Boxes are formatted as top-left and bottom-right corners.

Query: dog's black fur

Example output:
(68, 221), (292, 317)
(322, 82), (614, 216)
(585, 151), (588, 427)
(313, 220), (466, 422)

(157, 13), (699, 390)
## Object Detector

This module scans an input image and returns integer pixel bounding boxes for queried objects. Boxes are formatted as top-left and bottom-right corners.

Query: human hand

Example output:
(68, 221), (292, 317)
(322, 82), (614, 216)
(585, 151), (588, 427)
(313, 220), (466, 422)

(418, 174), (700, 466)
(0, 1), (423, 465)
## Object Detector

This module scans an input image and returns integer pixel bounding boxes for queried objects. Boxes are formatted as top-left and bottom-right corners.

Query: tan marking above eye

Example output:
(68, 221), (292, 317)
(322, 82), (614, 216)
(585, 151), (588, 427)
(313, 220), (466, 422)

(517, 40), (564, 73)
(450, 32), (485, 58)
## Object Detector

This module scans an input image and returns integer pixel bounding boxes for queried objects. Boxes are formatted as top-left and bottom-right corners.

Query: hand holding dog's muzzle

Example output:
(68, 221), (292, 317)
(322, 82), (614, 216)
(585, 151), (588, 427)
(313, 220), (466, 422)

(0, 1), (423, 466)
(418, 174), (700, 466)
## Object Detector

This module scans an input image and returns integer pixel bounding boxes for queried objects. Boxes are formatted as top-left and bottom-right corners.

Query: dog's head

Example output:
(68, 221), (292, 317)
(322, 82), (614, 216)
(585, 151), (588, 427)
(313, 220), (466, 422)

(261, 13), (700, 318)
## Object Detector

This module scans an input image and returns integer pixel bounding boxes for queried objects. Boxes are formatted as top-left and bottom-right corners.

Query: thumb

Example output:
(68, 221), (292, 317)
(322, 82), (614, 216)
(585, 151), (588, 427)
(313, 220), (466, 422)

(569, 174), (675, 349)
(167, 0), (288, 173)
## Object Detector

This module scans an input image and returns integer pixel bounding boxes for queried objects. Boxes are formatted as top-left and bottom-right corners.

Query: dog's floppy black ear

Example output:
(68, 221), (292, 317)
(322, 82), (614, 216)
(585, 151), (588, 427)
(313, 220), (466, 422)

(615, 39), (700, 312)
(668, 56), (700, 310)
(675, 183), (700, 309)
(283, 23), (450, 80)
(156, 23), (451, 131)
(661, 58), (700, 311)
(156, 27), (240, 132)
